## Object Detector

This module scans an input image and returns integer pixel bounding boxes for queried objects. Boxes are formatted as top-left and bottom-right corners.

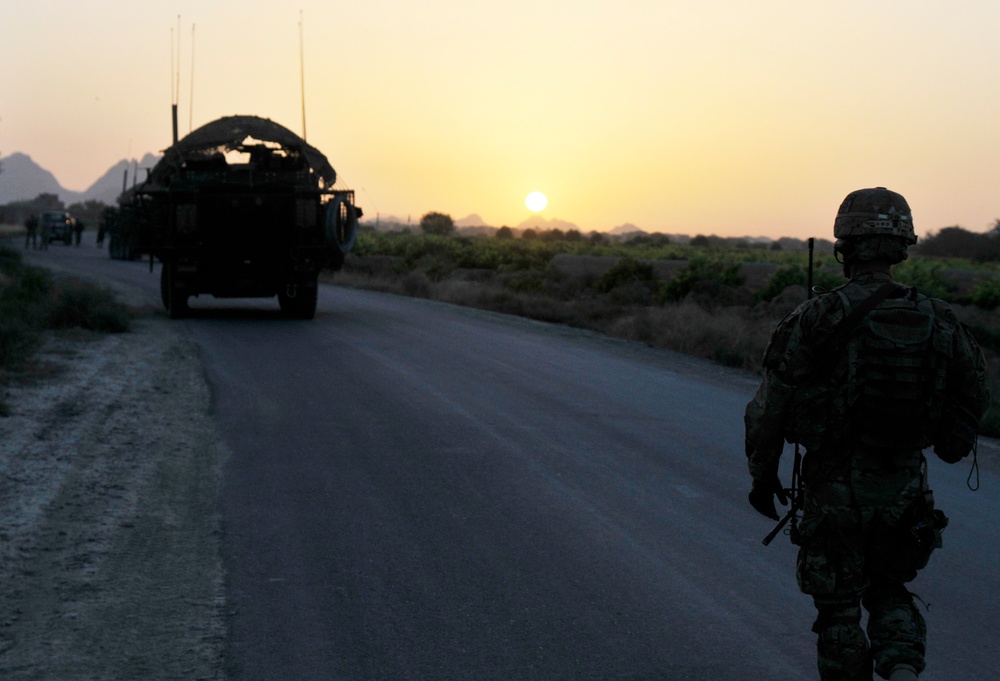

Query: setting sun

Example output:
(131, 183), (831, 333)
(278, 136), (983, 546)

(525, 192), (548, 212)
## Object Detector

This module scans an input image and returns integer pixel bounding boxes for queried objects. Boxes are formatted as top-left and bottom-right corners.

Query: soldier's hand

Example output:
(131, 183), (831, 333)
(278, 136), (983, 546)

(748, 475), (788, 521)
(934, 435), (970, 463)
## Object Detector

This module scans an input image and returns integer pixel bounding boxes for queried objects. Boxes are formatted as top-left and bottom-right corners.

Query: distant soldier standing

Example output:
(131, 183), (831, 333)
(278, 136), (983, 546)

(744, 188), (989, 681)
(24, 214), (39, 249)
(74, 218), (84, 246)
(38, 214), (50, 250)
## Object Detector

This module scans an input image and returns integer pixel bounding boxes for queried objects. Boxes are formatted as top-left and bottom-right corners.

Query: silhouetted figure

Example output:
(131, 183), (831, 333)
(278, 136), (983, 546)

(39, 216), (50, 250)
(745, 187), (989, 681)
(24, 214), (39, 249)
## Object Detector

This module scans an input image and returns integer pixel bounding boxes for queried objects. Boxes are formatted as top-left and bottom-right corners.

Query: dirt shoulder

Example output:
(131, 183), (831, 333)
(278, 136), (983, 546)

(0, 314), (227, 680)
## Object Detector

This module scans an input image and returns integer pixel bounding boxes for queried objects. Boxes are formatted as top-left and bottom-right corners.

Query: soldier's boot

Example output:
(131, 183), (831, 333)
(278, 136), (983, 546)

(888, 664), (918, 681)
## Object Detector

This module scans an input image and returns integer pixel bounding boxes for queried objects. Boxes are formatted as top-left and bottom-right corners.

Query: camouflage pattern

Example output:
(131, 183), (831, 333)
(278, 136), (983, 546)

(745, 271), (989, 681)
(834, 187), (916, 245)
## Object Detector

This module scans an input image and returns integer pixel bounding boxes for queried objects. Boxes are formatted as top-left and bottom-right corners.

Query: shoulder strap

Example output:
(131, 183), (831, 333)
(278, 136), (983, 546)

(812, 282), (903, 377)
(839, 281), (902, 333)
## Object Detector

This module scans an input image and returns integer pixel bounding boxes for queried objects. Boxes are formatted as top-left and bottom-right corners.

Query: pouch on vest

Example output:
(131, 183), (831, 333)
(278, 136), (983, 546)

(849, 296), (939, 453)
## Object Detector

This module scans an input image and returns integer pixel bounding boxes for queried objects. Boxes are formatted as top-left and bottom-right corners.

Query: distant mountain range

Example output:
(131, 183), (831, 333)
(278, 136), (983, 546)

(0, 158), (582, 235)
(0, 152), (161, 206)
(0, 154), (806, 247)
(366, 212), (586, 234)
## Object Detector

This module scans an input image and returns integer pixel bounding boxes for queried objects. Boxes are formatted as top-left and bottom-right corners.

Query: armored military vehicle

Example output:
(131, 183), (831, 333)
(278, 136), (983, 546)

(112, 115), (360, 319)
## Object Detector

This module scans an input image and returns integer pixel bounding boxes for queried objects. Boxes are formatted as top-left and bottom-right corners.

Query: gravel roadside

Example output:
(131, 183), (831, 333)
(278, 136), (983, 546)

(0, 310), (228, 680)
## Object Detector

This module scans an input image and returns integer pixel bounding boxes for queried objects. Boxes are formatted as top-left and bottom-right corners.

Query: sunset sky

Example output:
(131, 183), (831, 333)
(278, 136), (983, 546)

(3, 0), (999, 238)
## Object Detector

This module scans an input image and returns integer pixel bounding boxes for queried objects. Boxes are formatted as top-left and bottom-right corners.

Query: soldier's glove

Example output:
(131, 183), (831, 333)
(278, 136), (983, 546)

(934, 434), (971, 464)
(748, 475), (788, 521)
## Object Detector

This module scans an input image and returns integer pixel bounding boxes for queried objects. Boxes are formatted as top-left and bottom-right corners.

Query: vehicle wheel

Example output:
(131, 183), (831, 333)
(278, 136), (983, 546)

(278, 284), (317, 320)
(161, 264), (188, 319)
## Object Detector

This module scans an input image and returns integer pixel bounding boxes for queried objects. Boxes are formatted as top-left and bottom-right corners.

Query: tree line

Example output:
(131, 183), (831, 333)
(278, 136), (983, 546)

(5, 197), (996, 262)
(1, 193), (110, 229)
(913, 222), (1000, 261)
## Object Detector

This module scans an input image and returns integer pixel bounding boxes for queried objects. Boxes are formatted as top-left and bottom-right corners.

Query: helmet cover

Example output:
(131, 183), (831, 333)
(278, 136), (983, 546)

(833, 187), (916, 245)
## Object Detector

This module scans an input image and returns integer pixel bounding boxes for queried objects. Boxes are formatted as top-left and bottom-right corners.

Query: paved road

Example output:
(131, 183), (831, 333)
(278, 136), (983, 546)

(16, 235), (1000, 680)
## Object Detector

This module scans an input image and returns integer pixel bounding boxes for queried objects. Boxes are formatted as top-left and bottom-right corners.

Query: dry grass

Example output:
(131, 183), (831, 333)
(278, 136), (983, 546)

(0, 247), (132, 414)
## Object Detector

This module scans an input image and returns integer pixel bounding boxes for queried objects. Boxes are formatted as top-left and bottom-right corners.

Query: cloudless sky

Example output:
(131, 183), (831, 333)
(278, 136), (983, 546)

(3, 0), (999, 238)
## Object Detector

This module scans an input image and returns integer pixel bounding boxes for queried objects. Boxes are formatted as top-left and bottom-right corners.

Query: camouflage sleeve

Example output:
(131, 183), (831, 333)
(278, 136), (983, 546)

(744, 309), (803, 481)
(936, 308), (991, 459)
(744, 296), (839, 480)
(744, 369), (794, 480)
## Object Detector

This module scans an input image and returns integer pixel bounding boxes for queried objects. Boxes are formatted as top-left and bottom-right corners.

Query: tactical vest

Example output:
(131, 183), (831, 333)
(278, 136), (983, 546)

(837, 286), (945, 452)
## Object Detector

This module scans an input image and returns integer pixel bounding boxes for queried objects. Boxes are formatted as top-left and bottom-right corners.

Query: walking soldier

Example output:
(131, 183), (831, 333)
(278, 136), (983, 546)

(745, 187), (989, 681)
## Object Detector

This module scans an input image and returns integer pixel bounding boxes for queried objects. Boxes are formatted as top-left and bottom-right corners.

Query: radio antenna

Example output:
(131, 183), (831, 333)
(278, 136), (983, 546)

(189, 23), (196, 133)
(170, 16), (181, 144)
(299, 10), (307, 140)
(170, 27), (175, 105)
(176, 16), (181, 106)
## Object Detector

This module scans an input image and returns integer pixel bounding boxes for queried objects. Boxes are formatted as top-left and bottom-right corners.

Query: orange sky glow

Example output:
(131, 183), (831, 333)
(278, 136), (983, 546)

(3, 0), (1000, 239)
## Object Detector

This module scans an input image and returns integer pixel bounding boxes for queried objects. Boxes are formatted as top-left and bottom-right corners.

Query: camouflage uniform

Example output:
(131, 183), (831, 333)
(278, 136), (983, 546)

(745, 271), (989, 680)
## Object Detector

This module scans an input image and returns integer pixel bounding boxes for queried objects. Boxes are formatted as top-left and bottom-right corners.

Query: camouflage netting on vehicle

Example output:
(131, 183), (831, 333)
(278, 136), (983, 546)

(152, 115), (337, 186)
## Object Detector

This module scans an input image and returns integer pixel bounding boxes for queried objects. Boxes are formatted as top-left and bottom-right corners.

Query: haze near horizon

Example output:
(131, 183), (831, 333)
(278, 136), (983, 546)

(2, 0), (999, 239)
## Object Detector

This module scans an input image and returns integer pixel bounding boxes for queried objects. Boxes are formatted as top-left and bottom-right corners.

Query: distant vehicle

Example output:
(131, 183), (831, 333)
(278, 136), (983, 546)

(41, 211), (74, 244)
(109, 115), (361, 319)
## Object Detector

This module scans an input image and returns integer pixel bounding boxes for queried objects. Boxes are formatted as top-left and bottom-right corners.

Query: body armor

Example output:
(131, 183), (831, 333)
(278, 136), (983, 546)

(840, 286), (942, 452)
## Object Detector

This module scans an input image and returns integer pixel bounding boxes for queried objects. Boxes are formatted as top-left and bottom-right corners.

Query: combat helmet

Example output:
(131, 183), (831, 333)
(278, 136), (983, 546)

(834, 187), (916, 245)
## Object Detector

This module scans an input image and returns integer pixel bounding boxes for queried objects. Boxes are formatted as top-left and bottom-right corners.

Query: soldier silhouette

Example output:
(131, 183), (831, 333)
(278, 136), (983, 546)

(745, 188), (989, 681)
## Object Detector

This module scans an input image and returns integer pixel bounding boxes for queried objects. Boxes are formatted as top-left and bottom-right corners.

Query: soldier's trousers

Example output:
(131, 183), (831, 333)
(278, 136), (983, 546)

(796, 480), (927, 680)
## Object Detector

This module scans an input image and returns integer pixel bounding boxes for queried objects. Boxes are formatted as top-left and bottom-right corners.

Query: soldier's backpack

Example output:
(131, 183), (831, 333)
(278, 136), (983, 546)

(835, 283), (944, 452)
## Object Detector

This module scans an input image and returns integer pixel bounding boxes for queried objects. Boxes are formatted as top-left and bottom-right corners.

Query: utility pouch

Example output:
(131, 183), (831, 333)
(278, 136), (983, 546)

(905, 490), (948, 571)
(870, 490), (948, 582)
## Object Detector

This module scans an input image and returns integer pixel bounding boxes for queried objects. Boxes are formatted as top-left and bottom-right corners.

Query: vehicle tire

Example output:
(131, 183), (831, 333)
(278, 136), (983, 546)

(324, 197), (358, 253)
(278, 283), (317, 320)
(160, 264), (189, 319)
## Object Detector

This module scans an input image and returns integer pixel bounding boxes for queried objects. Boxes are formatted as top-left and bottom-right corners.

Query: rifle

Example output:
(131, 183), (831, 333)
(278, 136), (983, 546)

(761, 238), (813, 547)
(762, 451), (801, 546)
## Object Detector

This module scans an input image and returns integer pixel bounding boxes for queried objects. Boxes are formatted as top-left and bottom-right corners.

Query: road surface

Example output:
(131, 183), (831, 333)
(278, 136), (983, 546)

(16, 234), (1000, 680)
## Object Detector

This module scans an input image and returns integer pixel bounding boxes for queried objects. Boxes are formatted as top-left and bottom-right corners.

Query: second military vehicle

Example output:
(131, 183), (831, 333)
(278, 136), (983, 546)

(41, 211), (74, 244)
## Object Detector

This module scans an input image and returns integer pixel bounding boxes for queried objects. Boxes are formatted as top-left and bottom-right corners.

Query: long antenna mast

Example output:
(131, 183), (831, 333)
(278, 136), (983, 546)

(299, 10), (307, 141)
(176, 15), (181, 107)
(171, 15), (181, 145)
(170, 26), (175, 105)
(189, 23), (196, 133)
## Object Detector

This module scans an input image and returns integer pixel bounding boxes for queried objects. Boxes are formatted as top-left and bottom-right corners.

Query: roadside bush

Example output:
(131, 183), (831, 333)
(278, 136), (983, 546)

(1, 247), (131, 373)
(658, 255), (742, 303)
(595, 256), (656, 294)
(400, 270), (431, 298)
(971, 276), (1000, 310)
(0, 250), (52, 368)
(755, 265), (842, 303)
(605, 301), (771, 370)
(47, 277), (131, 332)
(503, 270), (548, 294)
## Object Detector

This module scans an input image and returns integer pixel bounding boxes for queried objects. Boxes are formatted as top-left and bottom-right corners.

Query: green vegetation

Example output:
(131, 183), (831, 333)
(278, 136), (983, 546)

(0, 245), (131, 414)
(334, 227), (1000, 436)
(418, 211), (456, 236)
